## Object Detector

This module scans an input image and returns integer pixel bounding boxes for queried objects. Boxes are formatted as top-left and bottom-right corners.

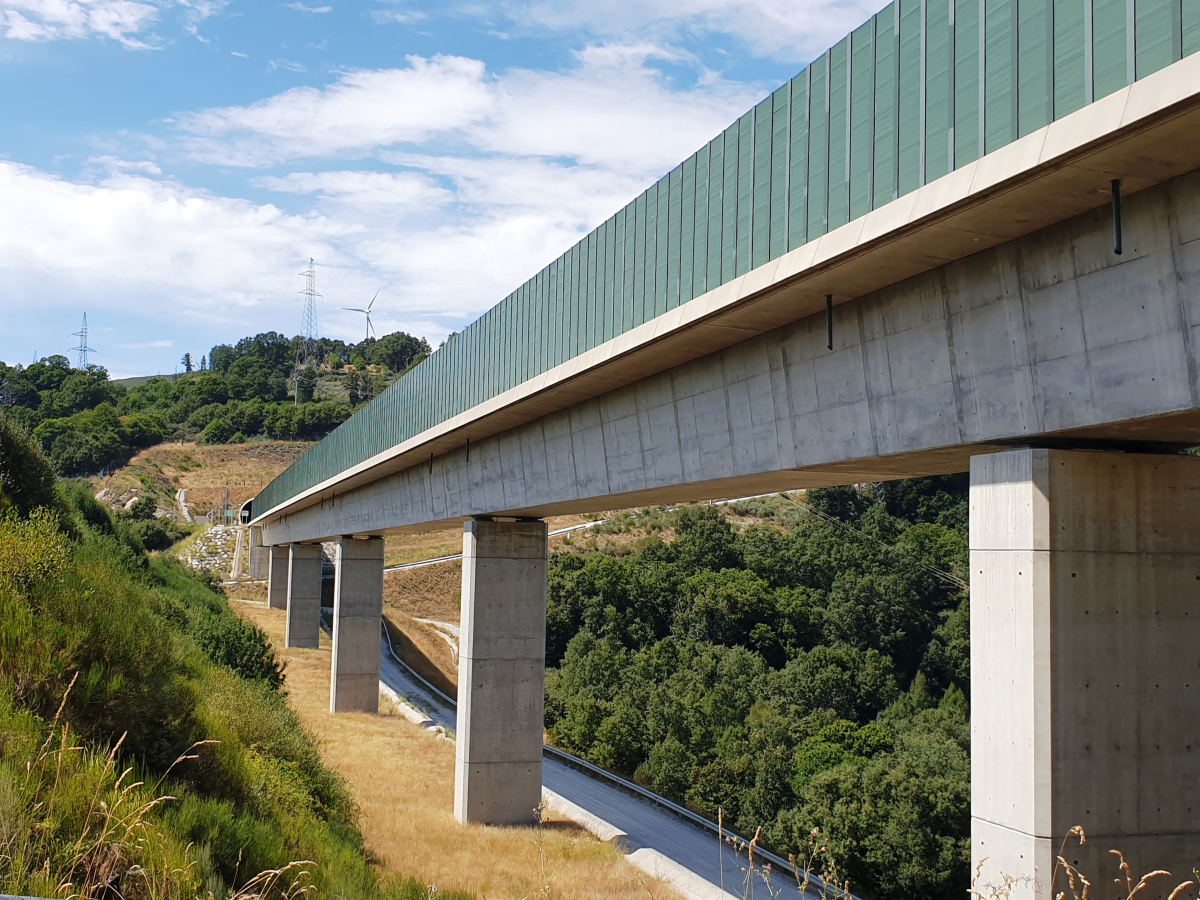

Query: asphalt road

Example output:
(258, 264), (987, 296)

(377, 634), (821, 900)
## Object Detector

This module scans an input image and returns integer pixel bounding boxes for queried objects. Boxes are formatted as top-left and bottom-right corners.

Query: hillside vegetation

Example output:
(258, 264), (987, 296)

(543, 483), (971, 900)
(0, 328), (428, 476)
(0, 412), (461, 900)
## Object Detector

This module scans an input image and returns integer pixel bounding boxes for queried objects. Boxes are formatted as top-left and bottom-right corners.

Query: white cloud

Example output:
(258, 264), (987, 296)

(0, 0), (228, 45)
(1, 0), (159, 46)
(119, 339), (175, 348)
(179, 48), (760, 176)
(285, 2), (331, 12)
(268, 57), (307, 72)
(89, 155), (163, 175)
(499, 0), (891, 62)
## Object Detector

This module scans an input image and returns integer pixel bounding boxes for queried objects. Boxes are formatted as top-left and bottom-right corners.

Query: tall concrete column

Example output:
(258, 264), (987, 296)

(286, 543), (323, 649)
(267, 544), (289, 609)
(454, 518), (548, 826)
(248, 526), (269, 581)
(971, 449), (1200, 897)
(329, 536), (384, 714)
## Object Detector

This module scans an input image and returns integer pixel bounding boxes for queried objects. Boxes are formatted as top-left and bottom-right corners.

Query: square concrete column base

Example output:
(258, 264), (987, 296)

(971, 449), (1200, 898)
(329, 536), (384, 714)
(285, 543), (322, 649)
(454, 519), (547, 826)
(454, 759), (542, 826)
(267, 544), (289, 609)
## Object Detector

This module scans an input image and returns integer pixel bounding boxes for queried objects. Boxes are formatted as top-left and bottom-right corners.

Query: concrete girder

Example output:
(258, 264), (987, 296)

(263, 170), (1200, 545)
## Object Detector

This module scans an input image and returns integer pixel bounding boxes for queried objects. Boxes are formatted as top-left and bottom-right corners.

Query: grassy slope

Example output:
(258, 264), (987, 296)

(0, 474), (460, 899)
(233, 600), (683, 900)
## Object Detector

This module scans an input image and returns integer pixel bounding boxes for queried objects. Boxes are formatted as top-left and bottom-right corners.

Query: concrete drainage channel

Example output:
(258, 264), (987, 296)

(375, 623), (840, 900)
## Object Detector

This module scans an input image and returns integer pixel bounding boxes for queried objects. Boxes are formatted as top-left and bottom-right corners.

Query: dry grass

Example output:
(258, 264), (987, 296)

(384, 560), (462, 621)
(92, 441), (311, 513)
(233, 602), (682, 900)
(384, 615), (458, 695)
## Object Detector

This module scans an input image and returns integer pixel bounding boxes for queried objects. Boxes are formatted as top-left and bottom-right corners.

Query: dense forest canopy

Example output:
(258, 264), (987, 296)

(545, 478), (971, 900)
(0, 329), (429, 476)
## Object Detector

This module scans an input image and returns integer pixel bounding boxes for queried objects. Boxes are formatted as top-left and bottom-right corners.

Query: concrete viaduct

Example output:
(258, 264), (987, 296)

(252, 37), (1200, 899)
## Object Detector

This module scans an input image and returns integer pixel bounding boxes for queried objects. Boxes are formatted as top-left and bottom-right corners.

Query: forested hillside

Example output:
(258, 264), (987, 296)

(0, 412), (457, 899)
(544, 481), (970, 900)
(0, 329), (429, 476)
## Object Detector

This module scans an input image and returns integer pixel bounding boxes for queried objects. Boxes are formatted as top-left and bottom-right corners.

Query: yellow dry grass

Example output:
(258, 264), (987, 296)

(382, 513), (602, 567)
(233, 602), (681, 900)
(384, 560), (462, 621)
(93, 441), (311, 513)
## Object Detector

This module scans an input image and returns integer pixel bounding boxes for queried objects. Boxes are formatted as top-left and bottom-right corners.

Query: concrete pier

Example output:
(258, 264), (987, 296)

(267, 544), (289, 609)
(248, 526), (269, 581)
(454, 518), (548, 826)
(286, 543), (323, 649)
(970, 449), (1200, 897)
(329, 536), (385, 714)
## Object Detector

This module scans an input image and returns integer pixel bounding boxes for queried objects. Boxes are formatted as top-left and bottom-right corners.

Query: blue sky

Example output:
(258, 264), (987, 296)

(0, 0), (886, 377)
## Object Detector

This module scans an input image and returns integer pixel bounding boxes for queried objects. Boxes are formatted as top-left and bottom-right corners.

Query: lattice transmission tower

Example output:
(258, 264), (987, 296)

(70, 313), (96, 370)
(297, 258), (321, 369)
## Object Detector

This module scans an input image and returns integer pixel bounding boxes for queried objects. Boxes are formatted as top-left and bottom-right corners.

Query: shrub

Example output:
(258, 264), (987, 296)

(0, 414), (57, 516)
(200, 418), (234, 444)
(190, 612), (285, 690)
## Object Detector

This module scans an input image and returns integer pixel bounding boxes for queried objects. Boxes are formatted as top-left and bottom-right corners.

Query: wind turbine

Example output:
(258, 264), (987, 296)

(342, 291), (379, 341)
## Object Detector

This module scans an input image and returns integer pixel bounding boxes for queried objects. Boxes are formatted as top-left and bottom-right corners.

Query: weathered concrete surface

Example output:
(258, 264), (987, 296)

(454, 519), (547, 826)
(267, 544), (289, 609)
(248, 526), (269, 581)
(970, 448), (1200, 898)
(329, 537), (384, 714)
(285, 543), (322, 649)
(264, 169), (1200, 545)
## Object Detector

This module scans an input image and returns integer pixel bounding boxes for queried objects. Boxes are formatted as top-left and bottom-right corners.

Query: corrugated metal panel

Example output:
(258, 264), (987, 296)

(638, 187), (648, 328)
(926, 0), (953, 181)
(1137, 0), (1182, 76)
(807, 53), (830, 238)
(721, 122), (740, 283)
(899, 0), (923, 194)
(667, 165), (683, 310)
(707, 134), (725, 287)
(621, 206), (635, 333)
(655, 172), (671, 315)
(638, 185), (653, 325)
(986, 0), (1018, 151)
(875, 4), (900, 207)
(828, 37), (851, 230)
(681, 153), (697, 305)
(850, 19), (876, 218)
(769, 85), (791, 259)
(1187, 0), (1200, 54)
(753, 97), (774, 269)
(1054, 0), (1087, 116)
(604, 216), (617, 341)
(955, 0), (981, 166)
(735, 113), (755, 276)
(788, 71), (810, 251)
(1093, 0), (1129, 97)
(693, 144), (710, 297)
(1018, 0), (1053, 136)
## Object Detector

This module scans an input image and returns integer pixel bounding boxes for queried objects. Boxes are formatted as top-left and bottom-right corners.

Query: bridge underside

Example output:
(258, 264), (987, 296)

(263, 168), (1200, 545)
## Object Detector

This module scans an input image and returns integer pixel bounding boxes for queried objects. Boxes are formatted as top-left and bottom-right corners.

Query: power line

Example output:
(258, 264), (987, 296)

(69, 313), (96, 370)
